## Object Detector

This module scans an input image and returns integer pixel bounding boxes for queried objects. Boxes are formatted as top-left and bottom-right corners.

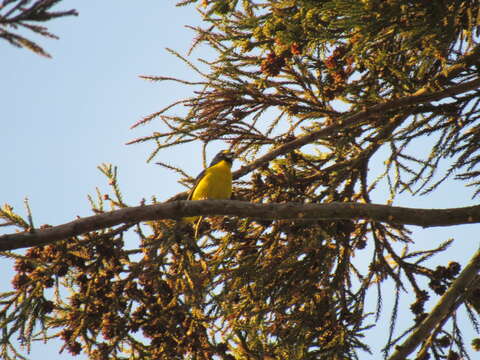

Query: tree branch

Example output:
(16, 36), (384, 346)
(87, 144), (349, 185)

(233, 78), (480, 179)
(1, 201), (480, 251)
(388, 247), (480, 360)
(165, 77), (480, 202)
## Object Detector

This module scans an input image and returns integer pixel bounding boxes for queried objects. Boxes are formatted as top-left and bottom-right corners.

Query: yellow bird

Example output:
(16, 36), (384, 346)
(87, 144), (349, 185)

(186, 150), (234, 237)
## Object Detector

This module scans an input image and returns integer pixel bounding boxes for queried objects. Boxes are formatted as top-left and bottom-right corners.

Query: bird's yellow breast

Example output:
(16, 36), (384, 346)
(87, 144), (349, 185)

(190, 159), (232, 200)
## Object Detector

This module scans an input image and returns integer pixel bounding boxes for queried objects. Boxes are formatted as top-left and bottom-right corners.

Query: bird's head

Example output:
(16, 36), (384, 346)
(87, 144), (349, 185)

(209, 150), (235, 167)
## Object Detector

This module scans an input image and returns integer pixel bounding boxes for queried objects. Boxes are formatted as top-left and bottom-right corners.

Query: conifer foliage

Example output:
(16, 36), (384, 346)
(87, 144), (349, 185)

(2, 1), (480, 359)
(0, 0), (77, 57)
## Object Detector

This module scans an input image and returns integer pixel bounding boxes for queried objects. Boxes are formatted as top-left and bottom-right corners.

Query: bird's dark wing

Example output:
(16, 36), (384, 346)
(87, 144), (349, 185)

(187, 168), (207, 200)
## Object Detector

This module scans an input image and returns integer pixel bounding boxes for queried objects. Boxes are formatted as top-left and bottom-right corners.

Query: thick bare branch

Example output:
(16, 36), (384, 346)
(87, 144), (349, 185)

(388, 247), (480, 360)
(1, 201), (480, 251)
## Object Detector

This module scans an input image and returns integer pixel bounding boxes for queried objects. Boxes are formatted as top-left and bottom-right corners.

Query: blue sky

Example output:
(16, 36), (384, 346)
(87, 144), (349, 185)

(1, 1), (478, 359)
